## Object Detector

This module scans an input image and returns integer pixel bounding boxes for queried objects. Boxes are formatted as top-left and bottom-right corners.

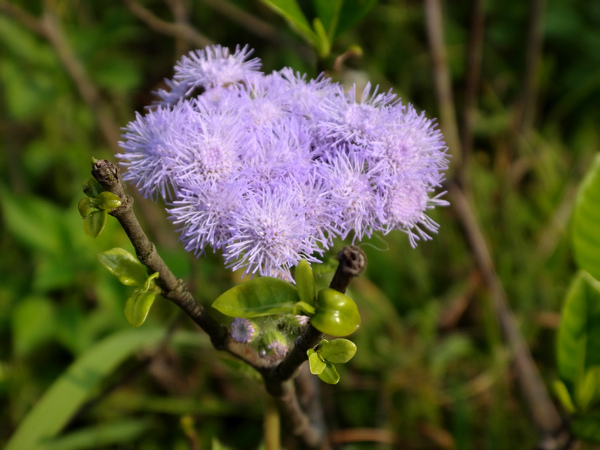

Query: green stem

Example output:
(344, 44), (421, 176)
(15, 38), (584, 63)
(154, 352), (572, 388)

(264, 394), (281, 450)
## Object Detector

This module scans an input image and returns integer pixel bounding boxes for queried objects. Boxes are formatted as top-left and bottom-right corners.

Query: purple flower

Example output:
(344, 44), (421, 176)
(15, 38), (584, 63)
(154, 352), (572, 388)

(231, 318), (257, 343)
(118, 45), (449, 279)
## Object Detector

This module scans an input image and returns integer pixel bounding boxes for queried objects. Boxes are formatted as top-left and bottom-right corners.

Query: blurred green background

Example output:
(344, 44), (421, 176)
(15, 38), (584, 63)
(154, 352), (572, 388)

(1, 0), (599, 448)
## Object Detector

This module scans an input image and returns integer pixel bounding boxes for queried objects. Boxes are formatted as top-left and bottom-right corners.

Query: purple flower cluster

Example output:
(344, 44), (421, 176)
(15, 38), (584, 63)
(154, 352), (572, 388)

(118, 45), (449, 280)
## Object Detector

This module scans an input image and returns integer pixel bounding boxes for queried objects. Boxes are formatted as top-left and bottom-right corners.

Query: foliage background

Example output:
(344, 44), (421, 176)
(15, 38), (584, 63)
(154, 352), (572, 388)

(1, 0), (599, 448)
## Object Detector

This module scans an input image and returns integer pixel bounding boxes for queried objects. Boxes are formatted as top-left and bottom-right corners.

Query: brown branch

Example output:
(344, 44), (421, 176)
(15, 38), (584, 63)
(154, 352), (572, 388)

(90, 159), (365, 448)
(448, 183), (568, 448)
(124, 0), (213, 49)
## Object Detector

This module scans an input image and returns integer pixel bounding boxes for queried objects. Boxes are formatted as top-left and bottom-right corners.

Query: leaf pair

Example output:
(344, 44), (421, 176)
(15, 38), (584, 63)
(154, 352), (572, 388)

(98, 248), (160, 327)
(212, 259), (361, 337)
(79, 177), (121, 238)
(307, 338), (357, 384)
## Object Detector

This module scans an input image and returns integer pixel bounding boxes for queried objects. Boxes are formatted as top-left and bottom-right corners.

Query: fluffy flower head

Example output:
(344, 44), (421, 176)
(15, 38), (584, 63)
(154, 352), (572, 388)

(118, 45), (449, 279)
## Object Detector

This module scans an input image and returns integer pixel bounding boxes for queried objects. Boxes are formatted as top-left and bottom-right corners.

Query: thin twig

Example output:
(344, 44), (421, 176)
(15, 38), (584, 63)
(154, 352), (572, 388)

(125, 0), (213, 49)
(519, 0), (546, 136)
(449, 183), (568, 449)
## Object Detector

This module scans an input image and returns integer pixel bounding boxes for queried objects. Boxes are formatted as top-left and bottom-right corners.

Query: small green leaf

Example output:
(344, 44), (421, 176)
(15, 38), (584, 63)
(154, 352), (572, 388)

(572, 153), (600, 280)
(77, 197), (96, 218)
(212, 277), (299, 318)
(83, 177), (104, 198)
(571, 412), (600, 444)
(93, 191), (121, 211)
(83, 209), (107, 238)
(308, 350), (326, 375)
(577, 367), (600, 411)
(292, 301), (315, 316)
(295, 259), (316, 306)
(124, 290), (157, 327)
(557, 271), (600, 396)
(312, 18), (330, 58)
(260, 0), (318, 47)
(553, 379), (576, 414)
(317, 362), (340, 384)
(318, 338), (357, 364)
(311, 288), (361, 337)
(97, 248), (149, 286)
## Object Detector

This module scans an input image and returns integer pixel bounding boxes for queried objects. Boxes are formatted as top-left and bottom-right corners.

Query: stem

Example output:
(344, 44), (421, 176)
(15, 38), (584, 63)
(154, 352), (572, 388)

(264, 394), (281, 450)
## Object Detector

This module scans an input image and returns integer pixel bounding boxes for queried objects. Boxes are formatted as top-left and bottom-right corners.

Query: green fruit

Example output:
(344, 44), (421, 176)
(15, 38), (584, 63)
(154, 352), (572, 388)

(311, 288), (361, 337)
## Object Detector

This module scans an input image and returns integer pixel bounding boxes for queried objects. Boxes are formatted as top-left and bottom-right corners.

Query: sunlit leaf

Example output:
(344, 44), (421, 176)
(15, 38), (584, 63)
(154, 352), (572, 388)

(557, 271), (600, 396)
(78, 197), (96, 218)
(124, 290), (157, 327)
(295, 259), (316, 306)
(572, 153), (600, 280)
(308, 349), (326, 374)
(311, 288), (361, 337)
(576, 366), (600, 411)
(553, 379), (576, 414)
(318, 338), (357, 364)
(260, 0), (319, 48)
(83, 209), (107, 238)
(212, 277), (299, 318)
(93, 191), (121, 211)
(97, 248), (148, 286)
(317, 362), (340, 384)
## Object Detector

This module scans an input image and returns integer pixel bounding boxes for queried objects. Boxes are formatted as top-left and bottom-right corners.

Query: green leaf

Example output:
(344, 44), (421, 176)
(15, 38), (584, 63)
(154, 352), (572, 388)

(93, 191), (121, 211)
(5, 328), (167, 450)
(83, 209), (107, 238)
(78, 197), (96, 218)
(572, 153), (600, 280)
(311, 288), (361, 337)
(553, 379), (576, 414)
(260, 0), (318, 46)
(318, 338), (357, 364)
(295, 259), (316, 306)
(292, 301), (316, 316)
(317, 362), (340, 384)
(124, 290), (157, 327)
(312, 0), (343, 41)
(312, 18), (331, 57)
(212, 277), (300, 318)
(571, 412), (600, 444)
(97, 248), (148, 286)
(308, 350), (326, 374)
(577, 366), (600, 411)
(557, 271), (600, 396)
(83, 177), (104, 198)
